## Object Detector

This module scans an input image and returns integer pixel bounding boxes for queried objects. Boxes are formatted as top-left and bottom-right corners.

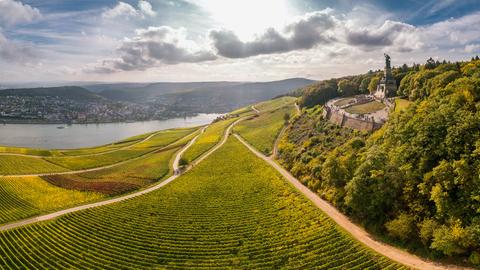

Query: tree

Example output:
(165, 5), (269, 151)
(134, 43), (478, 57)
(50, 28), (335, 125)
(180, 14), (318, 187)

(425, 57), (437, 70)
(368, 76), (380, 93)
(337, 79), (358, 96)
(359, 77), (371, 93)
(283, 113), (291, 123)
(178, 157), (189, 167)
(385, 213), (415, 241)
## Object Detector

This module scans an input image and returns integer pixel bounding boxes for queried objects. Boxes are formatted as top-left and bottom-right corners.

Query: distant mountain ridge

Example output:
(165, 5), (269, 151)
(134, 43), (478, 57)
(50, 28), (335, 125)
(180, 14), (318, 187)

(0, 86), (103, 102)
(1, 78), (316, 113)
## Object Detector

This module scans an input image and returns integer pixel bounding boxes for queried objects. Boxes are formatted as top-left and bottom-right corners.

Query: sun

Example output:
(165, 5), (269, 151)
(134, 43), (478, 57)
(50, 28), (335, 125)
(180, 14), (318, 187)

(197, 0), (293, 40)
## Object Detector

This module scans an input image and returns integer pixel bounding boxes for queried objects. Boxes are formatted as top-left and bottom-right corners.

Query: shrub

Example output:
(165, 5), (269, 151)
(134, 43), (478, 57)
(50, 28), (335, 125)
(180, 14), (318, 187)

(385, 213), (415, 241)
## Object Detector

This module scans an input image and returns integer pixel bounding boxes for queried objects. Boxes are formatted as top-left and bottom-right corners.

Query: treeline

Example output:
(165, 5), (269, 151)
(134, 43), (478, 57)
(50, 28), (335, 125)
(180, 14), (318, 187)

(298, 56), (480, 108)
(278, 58), (480, 265)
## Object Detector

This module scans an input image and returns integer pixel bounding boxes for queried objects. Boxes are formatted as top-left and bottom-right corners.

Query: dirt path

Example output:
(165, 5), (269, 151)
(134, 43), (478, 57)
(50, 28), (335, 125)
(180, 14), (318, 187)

(0, 121), (242, 232)
(251, 105), (260, 113)
(235, 134), (472, 270)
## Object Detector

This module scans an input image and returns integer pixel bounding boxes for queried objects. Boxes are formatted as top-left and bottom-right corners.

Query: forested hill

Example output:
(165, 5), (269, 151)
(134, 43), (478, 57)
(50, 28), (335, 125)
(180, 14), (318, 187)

(92, 78), (315, 112)
(0, 86), (103, 102)
(278, 58), (480, 265)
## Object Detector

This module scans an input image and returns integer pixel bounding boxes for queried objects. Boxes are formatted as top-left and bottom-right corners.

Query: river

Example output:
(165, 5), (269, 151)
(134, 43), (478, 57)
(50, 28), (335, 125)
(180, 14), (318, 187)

(0, 114), (220, 149)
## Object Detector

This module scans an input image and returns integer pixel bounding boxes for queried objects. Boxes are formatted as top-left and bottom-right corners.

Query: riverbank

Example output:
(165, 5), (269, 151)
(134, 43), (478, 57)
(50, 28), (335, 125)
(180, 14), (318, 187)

(0, 114), (221, 149)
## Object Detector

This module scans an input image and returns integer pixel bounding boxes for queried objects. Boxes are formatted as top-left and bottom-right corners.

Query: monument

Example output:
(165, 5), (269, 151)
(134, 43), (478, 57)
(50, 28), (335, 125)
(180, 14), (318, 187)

(374, 54), (397, 99)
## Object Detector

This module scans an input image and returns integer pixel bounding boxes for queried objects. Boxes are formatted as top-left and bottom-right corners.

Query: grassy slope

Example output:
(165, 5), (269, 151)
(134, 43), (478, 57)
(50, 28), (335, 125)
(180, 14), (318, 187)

(0, 137), (403, 269)
(255, 96), (296, 111)
(0, 176), (103, 225)
(234, 105), (295, 155)
(182, 117), (237, 162)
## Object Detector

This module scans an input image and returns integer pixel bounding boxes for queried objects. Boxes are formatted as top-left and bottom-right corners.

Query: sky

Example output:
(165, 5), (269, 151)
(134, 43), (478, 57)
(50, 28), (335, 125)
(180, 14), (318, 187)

(0, 0), (480, 83)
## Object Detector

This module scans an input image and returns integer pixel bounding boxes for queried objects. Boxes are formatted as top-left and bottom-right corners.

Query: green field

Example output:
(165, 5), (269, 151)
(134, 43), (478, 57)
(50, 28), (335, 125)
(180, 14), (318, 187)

(345, 101), (386, 114)
(0, 137), (403, 269)
(255, 96), (297, 112)
(234, 105), (295, 155)
(0, 176), (103, 225)
(182, 117), (237, 163)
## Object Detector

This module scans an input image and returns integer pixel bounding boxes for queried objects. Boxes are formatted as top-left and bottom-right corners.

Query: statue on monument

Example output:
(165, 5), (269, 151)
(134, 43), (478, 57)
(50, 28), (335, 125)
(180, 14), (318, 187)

(374, 53), (397, 99)
(384, 53), (391, 70)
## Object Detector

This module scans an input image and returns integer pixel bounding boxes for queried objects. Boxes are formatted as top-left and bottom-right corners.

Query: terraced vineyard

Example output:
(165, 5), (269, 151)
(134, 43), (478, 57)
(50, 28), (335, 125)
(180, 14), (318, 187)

(182, 117), (238, 163)
(0, 176), (103, 225)
(0, 127), (198, 175)
(234, 104), (296, 155)
(0, 137), (404, 269)
(0, 155), (68, 175)
(42, 147), (178, 195)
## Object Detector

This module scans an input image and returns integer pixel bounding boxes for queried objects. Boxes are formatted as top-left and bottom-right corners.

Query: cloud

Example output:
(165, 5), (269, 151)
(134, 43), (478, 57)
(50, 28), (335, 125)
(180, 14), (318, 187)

(138, 0), (156, 17)
(345, 20), (422, 52)
(209, 10), (423, 59)
(0, 31), (37, 63)
(102, 1), (156, 20)
(0, 0), (41, 26)
(464, 43), (480, 53)
(210, 11), (336, 58)
(88, 26), (216, 72)
(102, 2), (139, 19)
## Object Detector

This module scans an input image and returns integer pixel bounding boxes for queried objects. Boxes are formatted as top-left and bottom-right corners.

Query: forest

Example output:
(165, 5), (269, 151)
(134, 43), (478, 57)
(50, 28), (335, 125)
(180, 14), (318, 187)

(278, 57), (480, 264)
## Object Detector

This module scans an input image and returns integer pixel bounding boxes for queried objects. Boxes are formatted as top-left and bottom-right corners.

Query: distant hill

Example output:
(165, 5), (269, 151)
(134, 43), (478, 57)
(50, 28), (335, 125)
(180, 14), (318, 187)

(156, 78), (316, 112)
(1, 78), (316, 113)
(86, 78), (315, 112)
(0, 86), (103, 102)
(87, 82), (245, 102)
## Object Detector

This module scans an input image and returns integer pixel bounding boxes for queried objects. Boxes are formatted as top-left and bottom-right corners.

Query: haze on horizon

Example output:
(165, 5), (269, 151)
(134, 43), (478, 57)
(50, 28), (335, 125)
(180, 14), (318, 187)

(0, 0), (480, 84)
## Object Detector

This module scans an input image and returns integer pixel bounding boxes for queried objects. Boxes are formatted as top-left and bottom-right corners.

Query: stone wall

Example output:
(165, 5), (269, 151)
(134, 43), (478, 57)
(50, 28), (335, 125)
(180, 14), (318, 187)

(323, 106), (382, 132)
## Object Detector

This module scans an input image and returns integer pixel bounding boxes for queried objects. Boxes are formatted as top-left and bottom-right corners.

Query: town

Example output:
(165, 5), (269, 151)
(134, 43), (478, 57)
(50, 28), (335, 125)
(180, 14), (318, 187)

(0, 95), (194, 124)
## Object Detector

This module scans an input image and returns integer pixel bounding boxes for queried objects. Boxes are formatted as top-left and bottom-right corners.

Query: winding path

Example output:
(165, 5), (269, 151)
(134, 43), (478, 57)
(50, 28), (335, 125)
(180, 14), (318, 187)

(235, 133), (472, 270)
(0, 120), (240, 232)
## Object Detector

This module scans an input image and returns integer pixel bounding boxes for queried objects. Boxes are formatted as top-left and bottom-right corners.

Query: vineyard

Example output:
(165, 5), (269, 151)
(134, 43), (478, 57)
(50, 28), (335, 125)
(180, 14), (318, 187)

(0, 176), (103, 225)
(0, 127), (198, 175)
(0, 137), (404, 269)
(254, 96), (296, 111)
(0, 155), (68, 175)
(181, 117), (238, 163)
(234, 104), (296, 155)
(42, 147), (178, 195)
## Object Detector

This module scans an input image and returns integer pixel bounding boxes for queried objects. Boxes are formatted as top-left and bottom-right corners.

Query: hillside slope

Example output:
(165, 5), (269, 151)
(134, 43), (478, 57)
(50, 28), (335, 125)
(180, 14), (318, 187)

(278, 59), (480, 265)
(0, 86), (103, 102)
